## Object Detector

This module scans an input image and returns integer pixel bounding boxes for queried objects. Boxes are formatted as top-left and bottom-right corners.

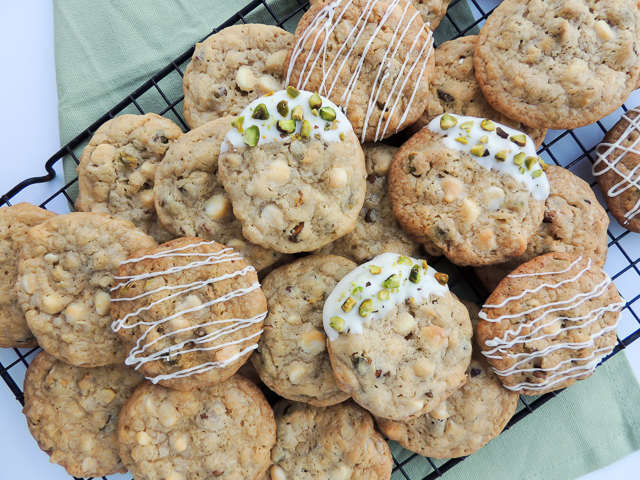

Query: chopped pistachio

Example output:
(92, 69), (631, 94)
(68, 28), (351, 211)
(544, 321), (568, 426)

(525, 156), (538, 170)
(459, 120), (474, 130)
(495, 150), (507, 162)
(369, 265), (382, 275)
(480, 135), (489, 144)
(481, 118), (496, 131)
(308, 93), (322, 110)
(378, 289), (390, 300)
(538, 158), (548, 171)
(286, 86), (300, 98)
(342, 297), (356, 313)
(470, 144), (485, 157)
(119, 154), (137, 167)
(251, 103), (269, 120)
(519, 166), (525, 174)
(291, 105), (304, 121)
(277, 100), (289, 117)
(231, 116), (244, 130)
(277, 119), (296, 134)
(319, 107), (336, 121)
(340, 132), (346, 141)
(409, 265), (421, 283)
(398, 255), (413, 266)
(382, 274), (400, 289)
(440, 114), (457, 130)
(311, 108), (319, 116)
(455, 137), (468, 145)
(496, 127), (508, 139)
(532, 169), (543, 178)
(300, 120), (311, 137)
(330, 316), (345, 332)
(243, 125), (259, 147)
(513, 152), (525, 165)
(359, 299), (374, 317)
(510, 134), (527, 147)
(434, 272), (449, 285)
(422, 260), (429, 270)
(324, 122), (332, 131)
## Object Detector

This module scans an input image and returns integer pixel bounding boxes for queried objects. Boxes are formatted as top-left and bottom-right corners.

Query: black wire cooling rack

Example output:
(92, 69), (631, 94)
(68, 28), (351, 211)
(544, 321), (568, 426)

(2, 0), (640, 479)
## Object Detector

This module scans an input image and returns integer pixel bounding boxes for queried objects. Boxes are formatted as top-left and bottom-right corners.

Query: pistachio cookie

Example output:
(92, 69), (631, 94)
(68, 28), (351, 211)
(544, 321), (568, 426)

(183, 24), (293, 129)
(23, 351), (144, 477)
(154, 116), (282, 271)
(324, 253), (472, 420)
(118, 375), (275, 480)
(218, 90), (366, 253)
(376, 349), (518, 458)
(269, 400), (392, 480)
(16, 213), (157, 367)
(475, 165), (609, 291)
(75, 113), (181, 243)
(593, 106), (640, 232)
(111, 237), (267, 391)
(411, 35), (546, 148)
(252, 255), (353, 407)
(474, 0), (640, 130)
(477, 252), (625, 395)
(313, 143), (423, 263)
(411, 0), (452, 29)
(0, 203), (56, 348)
(285, 0), (434, 142)
(389, 114), (549, 266)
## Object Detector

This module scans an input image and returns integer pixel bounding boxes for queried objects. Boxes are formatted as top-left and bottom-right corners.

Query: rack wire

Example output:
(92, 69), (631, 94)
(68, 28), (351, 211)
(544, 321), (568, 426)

(1, 0), (639, 479)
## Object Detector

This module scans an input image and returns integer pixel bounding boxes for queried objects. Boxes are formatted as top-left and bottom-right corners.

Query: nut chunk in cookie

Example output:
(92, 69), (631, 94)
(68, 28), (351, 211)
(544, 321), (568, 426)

(218, 89), (366, 253)
(389, 114), (549, 266)
(477, 252), (625, 395)
(323, 253), (472, 421)
(111, 237), (268, 391)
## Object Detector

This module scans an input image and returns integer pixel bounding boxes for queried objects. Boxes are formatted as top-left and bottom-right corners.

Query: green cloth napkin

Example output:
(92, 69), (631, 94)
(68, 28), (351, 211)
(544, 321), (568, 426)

(53, 1), (640, 479)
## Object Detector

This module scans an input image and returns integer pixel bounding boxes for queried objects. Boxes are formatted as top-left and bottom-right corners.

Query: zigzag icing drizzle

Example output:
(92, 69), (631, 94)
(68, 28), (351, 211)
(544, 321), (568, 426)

(110, 240), (266, 383)
(593, 108), (640, 223)
(478, 256), (624, 392)
(286, 0), (434, 142)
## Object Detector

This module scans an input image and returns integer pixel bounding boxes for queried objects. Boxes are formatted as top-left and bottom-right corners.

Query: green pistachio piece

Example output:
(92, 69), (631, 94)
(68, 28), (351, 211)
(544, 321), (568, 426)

(369, 265), (382, 275)
(434, 272), (449, 285)
(231, 116), (244, 130)
(319, 107), (336, 121)
(525, 156), (538, 170)
(251, 103), (269, 120)
(311, 108), (319, 117)
(519, 166), (525, 174)
(409, 265), (421, 283)
(277, 100), (289, 117)
(532, 169), (543, 178)
(309, 93), (322, 110)
(538, 158), (548, 171)
(300, 120), (311, 137)
(481, 119), (496, 131)
(330, 316), (345, 332)
(291, 105), (304, 121)
(495, 150), (507, 162)
(470, 144), (485, 157)
(422, 260), (429, 270)
(459, 120), (474, 130)
(382, 274), (400, 289)
(324, 122), (332, 131)
(340, 132), (346, 141)
(277, 119), (296, 134)
(455, 137), (468, 145)
(342, 297), (356, 313)
(480, 135), (489, 144)
(243, 125), (260, 147)
(378, 289), (389, 300)
(286, 86), (300, 98)
(510, 134), (527, 147)
(513, 152), (526, 165)
(359, 299), (374, 317)
(440, 114), (457, 130)
(398, 255), (413, 266)
(119, 154), (137, 167)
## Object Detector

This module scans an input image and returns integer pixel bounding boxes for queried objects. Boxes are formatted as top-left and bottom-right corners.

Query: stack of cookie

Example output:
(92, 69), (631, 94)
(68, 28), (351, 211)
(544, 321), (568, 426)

(2, 0), (638, 478)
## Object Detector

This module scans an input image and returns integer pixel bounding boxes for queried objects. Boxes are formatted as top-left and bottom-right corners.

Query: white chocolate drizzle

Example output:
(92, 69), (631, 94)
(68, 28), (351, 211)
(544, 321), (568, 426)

(322, 253), (449, 341)
(593, 107), (640, 223)
(427, 114), (550, 201)
(110, 240), (267, 383)
(285, 0), (434, 142)
(221, 90), (352, 152)
(478, 256), (624, 392)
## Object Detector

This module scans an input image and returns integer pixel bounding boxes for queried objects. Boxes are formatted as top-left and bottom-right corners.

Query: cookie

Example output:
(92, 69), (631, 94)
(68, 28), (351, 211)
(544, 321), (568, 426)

(183, 24), (293, 129)
(23, 351), (144, 477)
(154, 116), (282, 271)
(314, 143), (423, 263)
(111, 237), (268, 391)
(475, 165), (609, 291)
(411, 0), (452, 30)
(75, 113), (182, 243)
(118, 375), (275, 480)
(376, 350), (519, 458)
(477, 252), (625, 395)
(389, 114), (549, 266)
(16, 213), (157, 367)
(474, 0), (640, 130)
(269, 400), (393, 480)
(324, 253), (472, 420)
(218, 90), (367, 253)
(593, 106), (640, 232)
(0, 203), (56, 348)
(410, 35), (547, 148)
(252, 255), (353, 406)
(285, 0), (435, 142)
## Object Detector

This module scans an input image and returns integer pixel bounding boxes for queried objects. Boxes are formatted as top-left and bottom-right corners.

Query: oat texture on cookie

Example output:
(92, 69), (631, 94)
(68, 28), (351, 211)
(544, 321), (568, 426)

(285, 0), (435, 141)
(110, 237), (267, 391)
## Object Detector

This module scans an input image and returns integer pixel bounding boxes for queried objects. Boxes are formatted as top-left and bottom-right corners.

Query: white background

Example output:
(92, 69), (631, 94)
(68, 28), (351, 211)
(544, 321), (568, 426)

(0, 1), (639, 479)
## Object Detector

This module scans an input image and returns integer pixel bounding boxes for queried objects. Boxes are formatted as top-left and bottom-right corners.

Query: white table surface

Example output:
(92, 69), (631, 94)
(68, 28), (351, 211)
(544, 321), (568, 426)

(1, 1), (639, 479)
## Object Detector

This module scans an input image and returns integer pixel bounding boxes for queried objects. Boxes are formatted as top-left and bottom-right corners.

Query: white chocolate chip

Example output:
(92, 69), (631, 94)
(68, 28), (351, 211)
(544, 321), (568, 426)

(477, 228), (496, 251)
(96, 388), (117, 406)
(287, 362), (307, 384)
(461, 198), (480, 225)
(139, 161), (156, 178)
(542, 320), (561, 335)
(136, 431), (152, 446)
(236, 66), (256, 92)
(128, 171), (145, 188)
(178, 294), (203, 311)
(143, 396), (157, 414)
(484, 186), (505, 211)
(258, 74), (282, 93)
(286, 313), (302, 325)
(94, 291), (111, 316)
(299, 329), (326, 355)
(158, 404), (178, 427)
(266, 160), (291, 185)
(172, 433), (189, 453)
(595, 20), (616, 42)
(216, 344), (241, 363)
(91, 143), (116, 163)
(413, 358), (435, 378)
(227, 238), (246, 250)
(430, 401), (449, 420)
(441, 176), (464, 202)
(329, 167), (349, 188)
(394, 312), (416, 337)
(139, 189), (155, 209)
(204, 194), (232, 220)
(265, 50), (288, 72)
(81, 457), (98, 473)
(170, 316), (190, 331)
(64, 303), (85, 324)
(331, 465), (350, 480)
(19, 274), (37, 295)
(166, 472), (184, 480)
(271, 465), (287, 480)
(44, 253), (59, 264)
(420, 325), (447, 350)
(225, 153), (243, 168)
(261, 204), (285, 226)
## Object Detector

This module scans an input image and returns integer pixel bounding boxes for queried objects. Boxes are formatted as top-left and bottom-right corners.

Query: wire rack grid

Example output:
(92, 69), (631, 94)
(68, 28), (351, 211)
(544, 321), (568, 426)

(1, 0), (639, 479)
